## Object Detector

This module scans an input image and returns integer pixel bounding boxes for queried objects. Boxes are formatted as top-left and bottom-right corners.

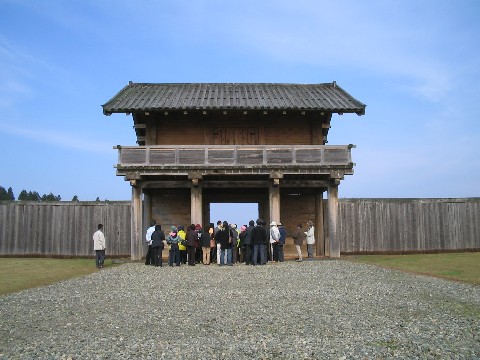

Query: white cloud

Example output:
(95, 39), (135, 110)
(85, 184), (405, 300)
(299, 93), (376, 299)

(216, 1), (455, 102)
(0, 122), (112, 155)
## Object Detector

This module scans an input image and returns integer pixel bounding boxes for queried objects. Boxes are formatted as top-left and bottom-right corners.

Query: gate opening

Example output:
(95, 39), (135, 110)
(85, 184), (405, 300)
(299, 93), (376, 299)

(209, 203), (258, 228)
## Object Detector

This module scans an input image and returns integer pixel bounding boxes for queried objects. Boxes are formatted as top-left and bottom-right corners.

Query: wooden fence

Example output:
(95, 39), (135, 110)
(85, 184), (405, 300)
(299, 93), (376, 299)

(0, 198), (478, 257)
(0, 201), (131, 257)
(338, 198), (480, 254)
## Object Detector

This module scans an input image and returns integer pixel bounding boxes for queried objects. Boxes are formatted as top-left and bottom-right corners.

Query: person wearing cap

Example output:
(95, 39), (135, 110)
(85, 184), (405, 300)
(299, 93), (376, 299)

(292, 223), (305, 262)
(178, 225), (187, 264)
(269, 221), (280, 262)
(305, 220), (315, 258)
(177, 226), (187, 264)
(167, 226), (181, 267)
(277, 222), (286, 262)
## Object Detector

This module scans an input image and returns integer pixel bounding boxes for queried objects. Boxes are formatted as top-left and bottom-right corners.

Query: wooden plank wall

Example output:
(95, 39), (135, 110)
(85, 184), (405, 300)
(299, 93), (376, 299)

(1, 198), (478, 257)
(339, 198), (480, 253)
(0, 202), (131, 257)
(150, 189), (191, 230)
(151, 112), (324, 146)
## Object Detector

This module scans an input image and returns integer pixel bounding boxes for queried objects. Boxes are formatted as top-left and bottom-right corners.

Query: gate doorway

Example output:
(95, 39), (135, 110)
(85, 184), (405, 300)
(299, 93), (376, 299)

(209, 203), (258, 228)
(203, 187), (269, 228)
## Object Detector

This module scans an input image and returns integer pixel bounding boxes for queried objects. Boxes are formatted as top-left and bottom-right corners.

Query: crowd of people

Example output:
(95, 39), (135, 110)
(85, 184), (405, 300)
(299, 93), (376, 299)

(142, 218), (316, 267)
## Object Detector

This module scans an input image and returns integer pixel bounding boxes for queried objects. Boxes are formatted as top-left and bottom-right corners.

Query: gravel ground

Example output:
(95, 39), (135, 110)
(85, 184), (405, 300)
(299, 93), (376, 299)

(0, 260), (479, 360)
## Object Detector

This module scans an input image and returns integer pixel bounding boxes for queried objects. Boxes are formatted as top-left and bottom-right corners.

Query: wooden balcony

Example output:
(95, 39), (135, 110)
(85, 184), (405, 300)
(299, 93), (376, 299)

(114, 145), (355, 176)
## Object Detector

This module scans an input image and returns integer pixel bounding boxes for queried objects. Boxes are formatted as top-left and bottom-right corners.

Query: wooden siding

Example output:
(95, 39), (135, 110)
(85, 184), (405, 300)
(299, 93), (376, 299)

(147, 112), (328, 146)
(338, 198), (480, 253)
(116, 145), (353, 168)
(150, 189), (191, 230)
(0, 198), (478, 257)
(0, 202), (131, 257)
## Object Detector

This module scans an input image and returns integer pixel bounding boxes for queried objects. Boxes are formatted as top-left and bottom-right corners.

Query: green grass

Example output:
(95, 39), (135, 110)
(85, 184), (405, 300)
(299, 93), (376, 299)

(0, 258), (115, 296)
(346, 252), (480, 285)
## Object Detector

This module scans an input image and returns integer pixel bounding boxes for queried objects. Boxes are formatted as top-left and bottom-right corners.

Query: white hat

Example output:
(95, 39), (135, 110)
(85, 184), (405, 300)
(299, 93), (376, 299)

(270, 221), (277, 226)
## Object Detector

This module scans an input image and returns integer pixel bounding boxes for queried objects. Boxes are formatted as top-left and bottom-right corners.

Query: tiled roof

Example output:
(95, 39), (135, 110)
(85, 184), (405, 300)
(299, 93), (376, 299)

(102, 82), (366, 115)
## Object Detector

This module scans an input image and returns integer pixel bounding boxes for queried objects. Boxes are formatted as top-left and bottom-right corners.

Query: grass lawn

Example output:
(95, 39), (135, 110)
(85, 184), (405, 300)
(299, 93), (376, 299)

(0, 258), (115, 296)
(346, 252), (480, 285)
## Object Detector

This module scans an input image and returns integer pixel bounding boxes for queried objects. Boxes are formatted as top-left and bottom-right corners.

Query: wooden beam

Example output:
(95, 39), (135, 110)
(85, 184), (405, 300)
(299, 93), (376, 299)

(202, 181), (270, 188)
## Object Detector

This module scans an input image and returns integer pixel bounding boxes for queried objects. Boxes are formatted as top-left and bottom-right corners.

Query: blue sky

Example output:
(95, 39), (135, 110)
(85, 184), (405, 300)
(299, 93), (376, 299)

(1, 0), (479, 211)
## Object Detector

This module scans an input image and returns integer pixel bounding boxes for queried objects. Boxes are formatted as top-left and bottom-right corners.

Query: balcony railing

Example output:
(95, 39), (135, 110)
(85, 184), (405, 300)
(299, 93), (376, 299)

(115, 145), (354, 168)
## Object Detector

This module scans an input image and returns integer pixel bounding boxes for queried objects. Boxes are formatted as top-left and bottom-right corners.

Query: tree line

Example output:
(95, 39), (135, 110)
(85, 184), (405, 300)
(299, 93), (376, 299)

(0, 186), (102, 202)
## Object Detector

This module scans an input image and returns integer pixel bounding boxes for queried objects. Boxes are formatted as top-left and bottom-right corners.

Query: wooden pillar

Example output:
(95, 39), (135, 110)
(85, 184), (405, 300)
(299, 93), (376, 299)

(315, 190), (325, 256)
(143, 190), (152, 250)
(269, 180), (280, 223)
(328, 181), (340, 258)
(190, 180), (203, 226)
(131, 182), (143, 261)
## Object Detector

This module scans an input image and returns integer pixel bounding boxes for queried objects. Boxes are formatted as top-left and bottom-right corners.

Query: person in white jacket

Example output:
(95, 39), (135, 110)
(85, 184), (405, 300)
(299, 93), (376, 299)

(93, 224), (106, 268)
(305, 221), (315, 258)
(269, 221), (280, 262)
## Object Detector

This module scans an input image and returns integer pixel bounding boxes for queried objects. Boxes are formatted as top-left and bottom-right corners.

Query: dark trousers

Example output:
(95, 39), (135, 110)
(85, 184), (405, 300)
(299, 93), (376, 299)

(252, 244), (265, 265)
(278, 244), (284, 262)
(180, 250), (187, 264)
(169, 244), (181, 266)
(187, 246), (196, 266)
(95, 250), (105, 268)
(145, 245), (153, 265)
(232, 245), (238, 264)
(151, 246), (162, 267)
(244, 244), (252, 264)
(272, 243), (280, 261)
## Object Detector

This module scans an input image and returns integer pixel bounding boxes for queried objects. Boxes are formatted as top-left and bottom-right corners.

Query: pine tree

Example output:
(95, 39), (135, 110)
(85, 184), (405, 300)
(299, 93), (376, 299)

(7, 187), (14, 200)
(0, 186), (8, 200)
(72, 195), (79, 201)
(18, 190), (28, 201)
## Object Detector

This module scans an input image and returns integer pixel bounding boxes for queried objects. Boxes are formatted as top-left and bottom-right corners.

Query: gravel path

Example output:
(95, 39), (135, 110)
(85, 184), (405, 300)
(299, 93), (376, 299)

(0, 260), (479, 359)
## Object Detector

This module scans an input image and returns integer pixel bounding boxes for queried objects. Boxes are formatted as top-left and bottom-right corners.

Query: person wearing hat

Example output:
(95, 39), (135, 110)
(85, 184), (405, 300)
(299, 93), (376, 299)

(167, 226), (181, 266)
(305, 220), (315, 258)
(269, 221), (280, 262)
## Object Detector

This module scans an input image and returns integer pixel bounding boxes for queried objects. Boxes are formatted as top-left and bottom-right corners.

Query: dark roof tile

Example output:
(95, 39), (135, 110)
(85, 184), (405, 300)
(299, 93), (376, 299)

(102, 82), (366, 115)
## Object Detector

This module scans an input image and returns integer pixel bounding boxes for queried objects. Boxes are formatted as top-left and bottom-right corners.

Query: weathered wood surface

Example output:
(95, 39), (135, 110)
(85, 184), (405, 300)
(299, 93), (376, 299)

(0, 198), (478, 257)
(0, 202), (131, 257)
(116, 145), (353, 167)
(338, 198), (480, 253)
